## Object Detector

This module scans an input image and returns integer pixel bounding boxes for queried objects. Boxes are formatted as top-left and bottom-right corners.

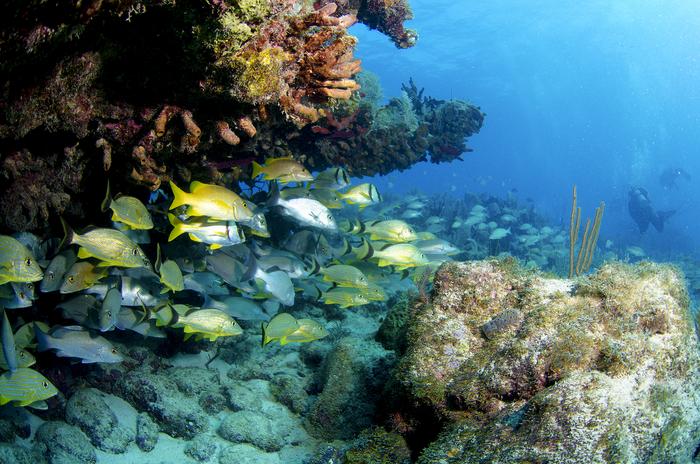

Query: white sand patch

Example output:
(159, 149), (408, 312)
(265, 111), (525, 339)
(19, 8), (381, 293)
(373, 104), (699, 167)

(101, 391), (138, 433)
(95, 432), (197, 464)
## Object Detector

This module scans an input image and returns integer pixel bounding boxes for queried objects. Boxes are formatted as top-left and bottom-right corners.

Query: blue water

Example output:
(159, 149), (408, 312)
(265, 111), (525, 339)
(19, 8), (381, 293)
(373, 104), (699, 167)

(351, 0), (700, 261)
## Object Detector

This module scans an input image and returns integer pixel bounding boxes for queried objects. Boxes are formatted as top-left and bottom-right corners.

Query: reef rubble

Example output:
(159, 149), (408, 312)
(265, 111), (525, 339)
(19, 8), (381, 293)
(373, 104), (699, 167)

(383, 259), (700, 463)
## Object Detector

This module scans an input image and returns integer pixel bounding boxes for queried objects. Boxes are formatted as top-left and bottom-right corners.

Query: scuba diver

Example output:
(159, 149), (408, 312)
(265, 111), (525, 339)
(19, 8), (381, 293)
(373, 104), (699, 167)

(628, 187), (676, 233)
(659, 167), (691, 190)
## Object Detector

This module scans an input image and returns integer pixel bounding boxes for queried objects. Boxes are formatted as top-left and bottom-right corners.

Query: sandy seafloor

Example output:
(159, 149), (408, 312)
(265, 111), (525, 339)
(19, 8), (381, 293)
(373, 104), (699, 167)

(10, 303), (387, 464)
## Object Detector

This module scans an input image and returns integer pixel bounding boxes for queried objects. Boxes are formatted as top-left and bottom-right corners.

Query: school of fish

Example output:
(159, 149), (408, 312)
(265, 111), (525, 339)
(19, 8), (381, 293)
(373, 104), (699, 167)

(0, 157), (463, 408)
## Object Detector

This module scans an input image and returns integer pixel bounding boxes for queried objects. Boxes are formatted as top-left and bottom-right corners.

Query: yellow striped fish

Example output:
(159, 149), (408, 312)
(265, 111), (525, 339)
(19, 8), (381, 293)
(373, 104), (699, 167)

(0, 368), (58, 407)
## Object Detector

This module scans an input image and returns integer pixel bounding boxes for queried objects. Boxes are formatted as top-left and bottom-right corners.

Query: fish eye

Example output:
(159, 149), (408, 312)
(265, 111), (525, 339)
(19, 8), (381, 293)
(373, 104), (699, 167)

(111, 348), (118, 354)
(68, 276), (75, 283)
(42, 381), (49, 388)
(19, 292), (25, 299)
(107, 311), (112, 317)
(26, 283), (33, 290)
(132, 248), (139, 255)
(48, 271), (55, 280)
(25, 258), (31, 266)
(19, 352), (25, 358)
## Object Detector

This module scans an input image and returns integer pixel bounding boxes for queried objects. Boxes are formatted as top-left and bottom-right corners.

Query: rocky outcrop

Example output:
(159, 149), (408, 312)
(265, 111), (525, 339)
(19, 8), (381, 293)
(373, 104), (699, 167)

(65, 388), (134, 453)
(387, 260), (700, 463)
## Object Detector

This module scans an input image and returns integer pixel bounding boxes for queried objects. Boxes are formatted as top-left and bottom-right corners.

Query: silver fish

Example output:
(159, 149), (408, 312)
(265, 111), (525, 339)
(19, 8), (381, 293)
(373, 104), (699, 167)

(257, 253), (314, 279)
(183, 272), (229, 296)
(57, 295), (100, 327)
(98, 287), (121, 332)
(269, 184), (337, 231)
(40, 250), (77, 293)
(204, 296), (269, 321)
(252, 268), (295, 307)
(119, 276), (166, 307)
(34, 325), (124, 363)
(237, 209), (270, 238)
(205, 252), (255, 289)
(283, 230), (318, 255)
(116, 308), (166, 338)
(1, 282), (35, 309)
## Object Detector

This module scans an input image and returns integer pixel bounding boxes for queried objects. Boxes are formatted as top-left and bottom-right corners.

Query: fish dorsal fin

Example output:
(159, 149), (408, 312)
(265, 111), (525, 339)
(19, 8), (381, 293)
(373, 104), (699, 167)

(62, 325), (86, 332)
(267, 156), (294, 162)
(101, 180), (112, 213)
(155, 243), (162, 273)
(189, 181), (208, 192)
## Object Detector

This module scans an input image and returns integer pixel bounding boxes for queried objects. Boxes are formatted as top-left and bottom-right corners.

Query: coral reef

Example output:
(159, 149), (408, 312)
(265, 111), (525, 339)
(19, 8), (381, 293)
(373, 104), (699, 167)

(307, 337), (395, 440)
(65, 388), (134, 453)
(302, 77), (484, 177)
(0, 0), (483, 235)
(35, 421), (97, 464)
(135, 412), (159, 452)
(375, 292), (414, 353)
(105, 365), (211, 439)
(344, 427), (412, 464)
(383, 259), (700, 462)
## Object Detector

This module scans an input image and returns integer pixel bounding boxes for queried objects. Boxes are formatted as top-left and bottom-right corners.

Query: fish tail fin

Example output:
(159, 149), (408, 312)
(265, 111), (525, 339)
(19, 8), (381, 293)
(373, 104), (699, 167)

(168, 181), (189, 210)
(58, 217), (75, 251)
(167, 214), (187, 241)
(353, 219), (365, 234)
(241, 250), (258, 283)
(308, 256), (321, 275)
(251, 161), (264, 179)
(339, 237), (352, 256)
(1, 310), (17, 373)
(33, 323), (51, 352)
(267, 181), (281, 207)
(261, 322), (270, 347)
(355, 238), (373, 260)
(101, 180), (112, 213)
(155, 243), (162, 272)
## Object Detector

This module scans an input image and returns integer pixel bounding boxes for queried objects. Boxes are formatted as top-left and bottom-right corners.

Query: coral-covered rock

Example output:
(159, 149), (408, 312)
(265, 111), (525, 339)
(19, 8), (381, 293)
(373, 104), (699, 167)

(166, 366), (220, 398)
(307, 337), (395, 440)
(344, 427), (412, 464)
(218, 378), (310, 451)
(270, 374), (310, 414)
(218, 443), (281, 464)
(135, 412), (159, 452)
(34, 421), (96, 464)
(0, 410), (31, 443)
(116, 367), (209, 439)
(185, 434), (218, 462)
(388, 260), (700, 463)
(65, 387), (134, 453)
(376, 292), (413, 353)
(217, 407), (305, 452)
(0, 443), (45, 464)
